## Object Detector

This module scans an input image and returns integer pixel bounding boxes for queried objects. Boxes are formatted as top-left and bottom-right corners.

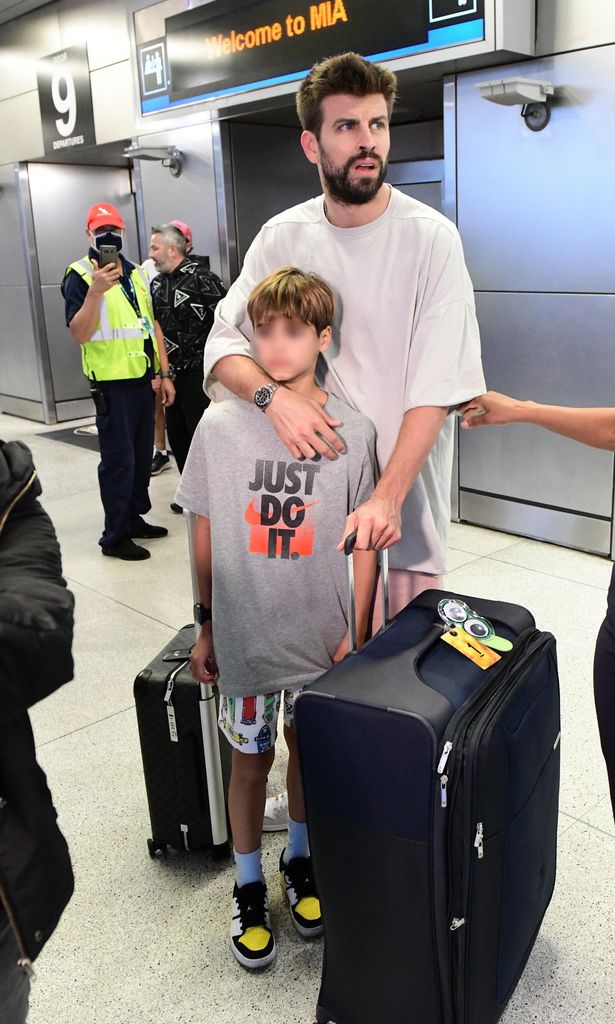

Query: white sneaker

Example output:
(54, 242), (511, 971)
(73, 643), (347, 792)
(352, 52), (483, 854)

(262, 791), (288, 832)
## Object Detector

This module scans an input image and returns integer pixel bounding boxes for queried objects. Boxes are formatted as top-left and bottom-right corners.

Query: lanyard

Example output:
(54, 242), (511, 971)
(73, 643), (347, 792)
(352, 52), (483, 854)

(119, 275), (139, 316)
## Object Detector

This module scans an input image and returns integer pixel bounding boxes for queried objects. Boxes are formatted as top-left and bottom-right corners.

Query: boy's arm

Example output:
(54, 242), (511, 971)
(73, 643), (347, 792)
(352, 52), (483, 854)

(460, 391), (615, 451)
(190, 515), (217, 685)
(333, 548), (377, 663)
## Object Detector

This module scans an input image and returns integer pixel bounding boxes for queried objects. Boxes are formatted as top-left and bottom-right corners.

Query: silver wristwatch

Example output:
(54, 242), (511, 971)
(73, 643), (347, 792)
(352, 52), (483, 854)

(253, 381), (280, 411)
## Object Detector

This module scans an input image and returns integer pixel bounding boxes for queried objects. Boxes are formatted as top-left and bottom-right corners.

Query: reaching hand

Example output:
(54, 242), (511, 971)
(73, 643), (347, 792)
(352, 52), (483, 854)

(459, 391), (522, 429)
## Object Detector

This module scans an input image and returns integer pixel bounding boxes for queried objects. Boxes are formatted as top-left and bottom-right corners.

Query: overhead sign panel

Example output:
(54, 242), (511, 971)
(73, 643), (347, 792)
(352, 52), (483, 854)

(37, 44), (96, 155)
(137, 0), (486, 114)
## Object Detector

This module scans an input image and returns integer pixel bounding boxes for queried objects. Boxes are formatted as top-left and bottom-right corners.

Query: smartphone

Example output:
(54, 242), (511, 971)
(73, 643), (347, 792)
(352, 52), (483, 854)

(98, 244), (118, 268)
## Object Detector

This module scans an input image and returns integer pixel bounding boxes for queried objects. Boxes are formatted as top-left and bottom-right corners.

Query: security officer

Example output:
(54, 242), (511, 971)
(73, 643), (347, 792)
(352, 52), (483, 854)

(61, 202), (175, 561)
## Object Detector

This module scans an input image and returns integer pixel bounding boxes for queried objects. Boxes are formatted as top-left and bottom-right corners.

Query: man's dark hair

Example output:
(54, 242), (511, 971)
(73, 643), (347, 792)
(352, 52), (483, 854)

(296, 52), (397, 137)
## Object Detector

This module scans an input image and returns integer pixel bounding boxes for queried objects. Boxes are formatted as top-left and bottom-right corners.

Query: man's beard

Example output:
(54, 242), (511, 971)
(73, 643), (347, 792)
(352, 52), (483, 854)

(320, 147), (388, 206)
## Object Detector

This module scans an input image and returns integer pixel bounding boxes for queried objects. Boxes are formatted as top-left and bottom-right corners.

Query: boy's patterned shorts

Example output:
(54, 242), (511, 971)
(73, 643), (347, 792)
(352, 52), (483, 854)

(218, 689), (303, 754)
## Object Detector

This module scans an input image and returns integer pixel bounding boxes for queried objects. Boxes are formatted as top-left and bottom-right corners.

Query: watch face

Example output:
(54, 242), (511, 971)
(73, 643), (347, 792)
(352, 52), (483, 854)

(254, 385), (271, 408)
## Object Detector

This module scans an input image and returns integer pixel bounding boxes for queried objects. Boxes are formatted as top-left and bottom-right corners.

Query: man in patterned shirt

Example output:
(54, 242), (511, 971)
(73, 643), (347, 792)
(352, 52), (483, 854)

(148, 223), (227, 478)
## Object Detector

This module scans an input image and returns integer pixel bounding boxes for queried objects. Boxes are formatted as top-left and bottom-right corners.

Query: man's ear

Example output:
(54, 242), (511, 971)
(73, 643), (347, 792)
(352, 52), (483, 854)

(319, 325), (332, 352)
(300, 130), (320, 166)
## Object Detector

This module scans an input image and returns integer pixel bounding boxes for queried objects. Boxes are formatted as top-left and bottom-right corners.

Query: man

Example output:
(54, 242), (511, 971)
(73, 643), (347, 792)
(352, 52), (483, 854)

(0, 439), (75, 1021)
(203, 53), (485, 830)
(149, 219), (218, 477)
(204, 53), (485, 614)
(62, 202), (174, 560)
(148, 224), (226, 489)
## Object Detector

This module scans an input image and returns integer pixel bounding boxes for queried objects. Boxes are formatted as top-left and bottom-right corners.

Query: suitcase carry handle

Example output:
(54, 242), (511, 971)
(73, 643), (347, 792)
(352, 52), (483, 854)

(344, 530), (389, 653)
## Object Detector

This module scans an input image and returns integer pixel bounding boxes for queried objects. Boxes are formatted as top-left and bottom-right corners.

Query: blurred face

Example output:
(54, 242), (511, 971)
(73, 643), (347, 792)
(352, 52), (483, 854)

(252, 316), (331, 382)
(301, 93), (390, 205)
(148, 233), (176, 272)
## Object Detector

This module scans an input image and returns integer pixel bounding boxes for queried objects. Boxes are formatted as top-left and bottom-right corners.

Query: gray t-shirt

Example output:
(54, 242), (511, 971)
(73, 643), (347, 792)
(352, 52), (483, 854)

(175, 395), (376, 697)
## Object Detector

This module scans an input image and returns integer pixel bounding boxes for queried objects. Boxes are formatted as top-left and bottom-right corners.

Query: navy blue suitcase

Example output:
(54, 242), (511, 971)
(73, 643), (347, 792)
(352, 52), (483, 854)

(295, 551), (560, 1024)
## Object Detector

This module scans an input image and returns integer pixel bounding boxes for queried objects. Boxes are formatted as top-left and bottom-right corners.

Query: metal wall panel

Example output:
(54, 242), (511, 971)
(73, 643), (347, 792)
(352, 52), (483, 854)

(229, 122), (317, 268)
(41, 285), (90, 403)
(57, 0), (131, 72)
(0, 6), (60, 101)
(459, 292), (615, 518)
(137, 123), (223, 280)
(457, 46), (615, 293)
(0, 93), (45, 163)
(90, 62), (137, 145)
(537, 0), (615, 55)
(27, 163), (138, 284)
(0, 165), (28, 287)
(0, 286), (42, 402)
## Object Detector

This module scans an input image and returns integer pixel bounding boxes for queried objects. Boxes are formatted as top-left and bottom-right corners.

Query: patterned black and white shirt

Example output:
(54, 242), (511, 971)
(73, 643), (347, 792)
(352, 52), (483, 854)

(151, 255), (226, 374)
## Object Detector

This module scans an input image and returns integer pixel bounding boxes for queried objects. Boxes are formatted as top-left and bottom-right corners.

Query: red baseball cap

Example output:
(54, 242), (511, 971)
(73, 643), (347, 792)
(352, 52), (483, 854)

(86, 202), (125, 232)
(170, 219), (193, 248)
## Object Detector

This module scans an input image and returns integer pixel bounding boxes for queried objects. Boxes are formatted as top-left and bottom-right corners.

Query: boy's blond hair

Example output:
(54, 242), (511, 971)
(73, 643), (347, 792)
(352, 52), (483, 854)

(296, 52), (397, 137)
(247, 267), (335, 336)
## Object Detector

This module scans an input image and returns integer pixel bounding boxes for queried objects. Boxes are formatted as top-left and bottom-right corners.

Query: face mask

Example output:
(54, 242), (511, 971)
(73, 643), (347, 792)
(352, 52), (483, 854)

(94, 230), (123, 252)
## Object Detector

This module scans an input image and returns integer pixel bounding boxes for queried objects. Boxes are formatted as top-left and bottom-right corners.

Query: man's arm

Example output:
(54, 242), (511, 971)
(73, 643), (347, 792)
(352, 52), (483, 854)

(339, 406), (448, 551)
(68, 259), (120, 344)
(189, 515), (217, 685)
(153, 322), (175, 407)
(461, 391), (615, 451)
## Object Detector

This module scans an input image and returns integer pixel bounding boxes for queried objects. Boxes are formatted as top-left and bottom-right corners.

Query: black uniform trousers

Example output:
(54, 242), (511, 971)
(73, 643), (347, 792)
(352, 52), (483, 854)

(96, 380), (155, 550)
(165, 370), (210, 474)
(593, 562), (615, 821)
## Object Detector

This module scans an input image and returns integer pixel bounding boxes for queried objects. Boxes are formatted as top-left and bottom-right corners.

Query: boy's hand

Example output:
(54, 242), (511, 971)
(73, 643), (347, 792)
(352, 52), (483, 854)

(332, 632), (350, 664)
(190, 626), (217, 684)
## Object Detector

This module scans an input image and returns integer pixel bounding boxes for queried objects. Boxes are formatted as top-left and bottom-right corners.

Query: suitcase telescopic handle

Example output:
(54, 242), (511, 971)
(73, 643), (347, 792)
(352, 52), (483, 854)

(344, 530), (389, 653)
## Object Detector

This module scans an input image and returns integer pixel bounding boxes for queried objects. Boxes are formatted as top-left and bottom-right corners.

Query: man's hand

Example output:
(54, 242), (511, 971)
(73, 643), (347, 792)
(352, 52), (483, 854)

(459, 391), (523, 429)
(161, 378), (175, 407)
(190, 626), (217, 685)
(89, 258), (121, 294)
(338, 495), (402, 552)
(332, 632), (350, 664)
(266, 388), (345, 461)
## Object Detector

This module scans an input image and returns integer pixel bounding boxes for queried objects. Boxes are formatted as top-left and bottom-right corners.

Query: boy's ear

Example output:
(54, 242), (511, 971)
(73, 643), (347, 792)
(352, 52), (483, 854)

(319, 325), (332, 352)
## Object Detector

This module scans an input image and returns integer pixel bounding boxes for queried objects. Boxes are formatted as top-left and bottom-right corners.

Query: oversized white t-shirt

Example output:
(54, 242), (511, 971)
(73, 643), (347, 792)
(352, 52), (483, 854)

(203, 188), (486, 574)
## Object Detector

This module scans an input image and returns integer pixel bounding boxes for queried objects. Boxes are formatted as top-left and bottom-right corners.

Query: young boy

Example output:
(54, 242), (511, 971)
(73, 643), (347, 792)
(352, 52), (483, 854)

(176, 267), (377, 969)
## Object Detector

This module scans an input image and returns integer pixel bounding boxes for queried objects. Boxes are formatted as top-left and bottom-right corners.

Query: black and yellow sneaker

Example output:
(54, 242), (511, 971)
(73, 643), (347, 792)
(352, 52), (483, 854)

(279, 850), (323, 939)
(230, 881), (276, 969)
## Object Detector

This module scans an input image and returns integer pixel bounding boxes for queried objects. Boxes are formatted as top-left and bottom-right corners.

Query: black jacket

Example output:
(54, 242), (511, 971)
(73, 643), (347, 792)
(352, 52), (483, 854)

(0, 440), (75, 967)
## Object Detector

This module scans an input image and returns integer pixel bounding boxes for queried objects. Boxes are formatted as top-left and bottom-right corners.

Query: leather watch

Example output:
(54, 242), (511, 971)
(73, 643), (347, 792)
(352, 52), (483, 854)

(253, 381), (280, 411)
(194, 603), (212, 624)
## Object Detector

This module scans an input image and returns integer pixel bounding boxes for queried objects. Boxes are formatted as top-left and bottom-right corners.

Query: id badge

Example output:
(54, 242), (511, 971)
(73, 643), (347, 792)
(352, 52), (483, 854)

(140, 315), (153, 334)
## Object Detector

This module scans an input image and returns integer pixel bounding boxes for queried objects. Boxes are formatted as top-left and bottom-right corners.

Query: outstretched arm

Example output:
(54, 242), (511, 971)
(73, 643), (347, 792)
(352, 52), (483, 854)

(460, 391), (615, 451)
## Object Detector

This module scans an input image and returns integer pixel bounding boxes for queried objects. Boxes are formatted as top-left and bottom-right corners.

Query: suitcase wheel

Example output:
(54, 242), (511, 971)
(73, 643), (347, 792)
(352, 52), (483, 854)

(212, 841), (231, 861)
(147, 838), (169, 859)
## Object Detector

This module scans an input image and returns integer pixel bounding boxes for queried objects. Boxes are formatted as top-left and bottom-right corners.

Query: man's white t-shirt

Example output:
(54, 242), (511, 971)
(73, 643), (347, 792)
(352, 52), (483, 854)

(203, 187), (486, 574)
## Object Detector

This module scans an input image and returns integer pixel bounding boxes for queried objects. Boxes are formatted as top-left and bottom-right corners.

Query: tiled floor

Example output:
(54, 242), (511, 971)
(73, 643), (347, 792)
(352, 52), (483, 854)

(2, 412), (614, 1024)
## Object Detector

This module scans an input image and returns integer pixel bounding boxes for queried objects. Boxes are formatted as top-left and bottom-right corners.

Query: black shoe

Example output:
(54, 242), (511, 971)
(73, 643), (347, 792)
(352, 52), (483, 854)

(129, 522), (169, 539)
(151, 452), (171, 476)
(102, 538), (150, 561)
(170, 502), (183, 515)
(230, 881), (276, 969)
(279, 850), (323, 938)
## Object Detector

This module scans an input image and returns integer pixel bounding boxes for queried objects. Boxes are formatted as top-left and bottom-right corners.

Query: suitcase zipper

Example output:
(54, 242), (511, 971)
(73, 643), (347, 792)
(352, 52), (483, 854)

(447, 630), (555, 1017)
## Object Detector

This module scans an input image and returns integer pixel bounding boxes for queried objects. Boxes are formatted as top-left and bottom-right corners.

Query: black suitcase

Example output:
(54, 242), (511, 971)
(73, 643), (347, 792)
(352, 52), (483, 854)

(133, 513), (231, 860)
(134, 624), (231, 859)
(295, 540), (560, 1024)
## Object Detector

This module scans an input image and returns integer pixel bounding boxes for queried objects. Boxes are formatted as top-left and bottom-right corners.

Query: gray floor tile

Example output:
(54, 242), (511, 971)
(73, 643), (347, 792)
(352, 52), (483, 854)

(491, 538), (613, 592)
(448, 521), (522, 556)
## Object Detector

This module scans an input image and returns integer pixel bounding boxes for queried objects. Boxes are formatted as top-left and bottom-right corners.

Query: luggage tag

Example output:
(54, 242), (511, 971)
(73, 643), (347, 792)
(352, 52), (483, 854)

(438, 598), (513, 654)
(441, 627), (501, 669)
